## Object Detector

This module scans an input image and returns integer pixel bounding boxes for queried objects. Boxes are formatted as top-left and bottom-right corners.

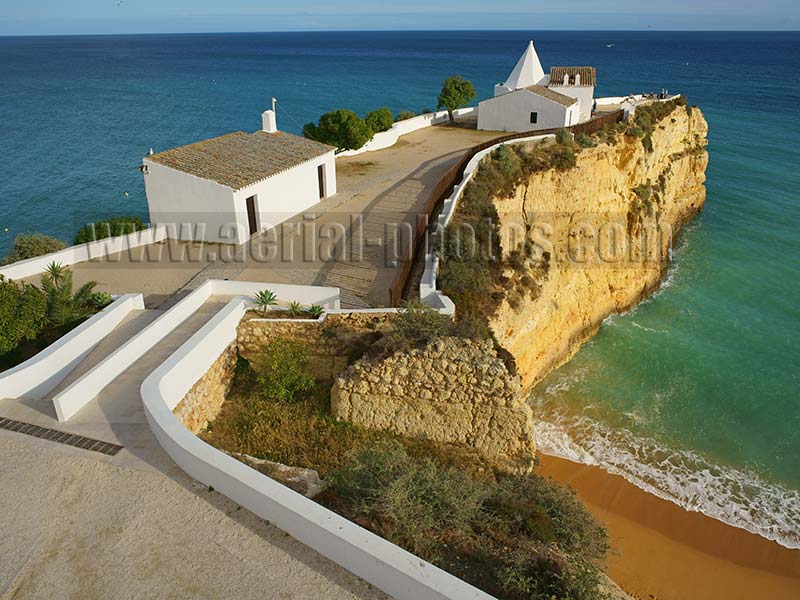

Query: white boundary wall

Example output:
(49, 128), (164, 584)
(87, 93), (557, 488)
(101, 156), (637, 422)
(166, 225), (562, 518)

(140, 289), (494, 600)
(339, 107), (478, 157)
(0, 294), (144, 400)
(419, 134), (555, 310)
(0, 225), (168, 281)
(53, 280), (340, 422)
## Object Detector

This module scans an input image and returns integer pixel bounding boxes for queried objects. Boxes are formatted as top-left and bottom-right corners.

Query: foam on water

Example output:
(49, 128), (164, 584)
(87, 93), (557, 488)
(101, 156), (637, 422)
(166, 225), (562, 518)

(530, 376), (800, 549)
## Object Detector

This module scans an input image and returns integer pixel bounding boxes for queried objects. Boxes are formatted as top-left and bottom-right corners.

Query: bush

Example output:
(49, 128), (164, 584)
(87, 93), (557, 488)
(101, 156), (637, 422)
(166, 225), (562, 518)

(303, 109), (374, 151)
(40, 262), (98, 327)
(2, 233), (67, 265)
(395, 110), (416, 121)
(383, 300), (458, 355)
(493, 144), (522, 180)
(555, 128), (572, 145)
(74, 216), (146, 245)
(0, 276), (47, 354)
(437, 75), (476, 122)
(574, 132), (597, 148)
(328, 440), (609, 598)
(550, 146), (578, 171)
(253, 337), (315, 402)
(365, 107), (394, 133)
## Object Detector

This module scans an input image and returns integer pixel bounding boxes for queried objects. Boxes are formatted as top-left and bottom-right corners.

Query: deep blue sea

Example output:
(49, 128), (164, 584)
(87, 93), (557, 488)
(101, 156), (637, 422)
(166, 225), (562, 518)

(1, 30), (798, 546)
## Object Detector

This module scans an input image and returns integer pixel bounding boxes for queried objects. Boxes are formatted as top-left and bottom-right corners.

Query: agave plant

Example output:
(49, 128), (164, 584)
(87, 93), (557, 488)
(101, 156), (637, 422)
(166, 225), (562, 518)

(288, 301), (303, 316)
(305, 304), (325, 319)
(253, 289), (278, 315)
(40, 261), (98, 326)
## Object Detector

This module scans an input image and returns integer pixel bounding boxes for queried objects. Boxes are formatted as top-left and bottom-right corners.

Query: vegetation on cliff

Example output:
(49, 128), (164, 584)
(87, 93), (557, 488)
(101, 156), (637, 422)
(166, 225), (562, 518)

(204, 327), (610, 600)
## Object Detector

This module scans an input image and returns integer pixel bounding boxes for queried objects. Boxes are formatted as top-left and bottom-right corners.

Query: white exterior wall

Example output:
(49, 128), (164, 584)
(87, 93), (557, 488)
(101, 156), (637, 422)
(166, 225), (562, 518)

(548, 85), (595, 122)
(143, 160), (245, 244)
(478, 90), (572, 132)
(233, 151), (336, 232)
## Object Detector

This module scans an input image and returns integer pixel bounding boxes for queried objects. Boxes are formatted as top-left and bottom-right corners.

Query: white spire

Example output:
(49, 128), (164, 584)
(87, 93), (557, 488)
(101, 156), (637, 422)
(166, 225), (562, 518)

(499, 41), (546, 93)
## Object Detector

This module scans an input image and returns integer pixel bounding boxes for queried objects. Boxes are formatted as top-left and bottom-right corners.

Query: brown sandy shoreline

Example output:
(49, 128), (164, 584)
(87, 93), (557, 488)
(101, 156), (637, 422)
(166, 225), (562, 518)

(537, 454), (800, 599)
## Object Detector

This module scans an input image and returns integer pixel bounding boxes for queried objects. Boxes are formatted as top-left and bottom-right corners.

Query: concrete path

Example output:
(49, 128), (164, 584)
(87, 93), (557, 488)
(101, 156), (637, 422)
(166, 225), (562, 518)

(50, 124), (499, 308)
(0, 298), (388, 600)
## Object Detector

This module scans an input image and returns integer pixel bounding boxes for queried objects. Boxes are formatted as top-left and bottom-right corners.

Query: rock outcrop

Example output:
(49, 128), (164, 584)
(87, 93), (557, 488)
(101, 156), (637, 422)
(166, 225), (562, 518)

(489, 105), (709, 389)
(331, 336), (536, 469)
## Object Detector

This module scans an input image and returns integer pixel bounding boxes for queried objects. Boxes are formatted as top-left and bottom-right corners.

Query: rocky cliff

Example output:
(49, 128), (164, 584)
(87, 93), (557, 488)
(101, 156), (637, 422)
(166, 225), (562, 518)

(489, 105), (708, 389)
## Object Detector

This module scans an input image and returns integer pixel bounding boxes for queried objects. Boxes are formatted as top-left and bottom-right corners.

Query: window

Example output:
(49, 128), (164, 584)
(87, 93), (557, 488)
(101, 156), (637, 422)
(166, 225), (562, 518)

(530, 112), (538, 124)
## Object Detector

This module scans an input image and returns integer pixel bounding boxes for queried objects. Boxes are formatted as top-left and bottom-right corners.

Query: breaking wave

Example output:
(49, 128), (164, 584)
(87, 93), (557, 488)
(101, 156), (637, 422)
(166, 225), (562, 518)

(530, 376), (800, 550)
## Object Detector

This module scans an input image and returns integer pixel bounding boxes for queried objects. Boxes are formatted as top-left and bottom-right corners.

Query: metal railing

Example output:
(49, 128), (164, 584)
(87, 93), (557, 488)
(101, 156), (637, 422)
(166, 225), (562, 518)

(388, 109), (625, 306)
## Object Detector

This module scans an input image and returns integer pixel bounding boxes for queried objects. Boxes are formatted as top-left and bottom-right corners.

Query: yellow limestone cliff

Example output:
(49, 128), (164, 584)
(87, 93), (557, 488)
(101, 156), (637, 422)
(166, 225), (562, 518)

(489, 105), (709, 390)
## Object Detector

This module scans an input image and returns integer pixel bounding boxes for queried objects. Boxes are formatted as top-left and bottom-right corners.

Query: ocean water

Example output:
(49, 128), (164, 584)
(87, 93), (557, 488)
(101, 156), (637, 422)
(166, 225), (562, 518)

(1, 31), (798, 546)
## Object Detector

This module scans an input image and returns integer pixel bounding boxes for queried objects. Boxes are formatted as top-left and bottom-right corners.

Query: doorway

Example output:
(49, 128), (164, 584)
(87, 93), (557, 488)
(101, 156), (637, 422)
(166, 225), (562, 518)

(245, 195), (258, 236)
(317, 164), (325, 199)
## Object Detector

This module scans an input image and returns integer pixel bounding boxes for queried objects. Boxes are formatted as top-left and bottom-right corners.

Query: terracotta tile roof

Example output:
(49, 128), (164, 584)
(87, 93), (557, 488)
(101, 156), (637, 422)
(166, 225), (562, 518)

(525, 85), (578, 107)
(147, 131), (334, 191)
(549, 66), (597, 87)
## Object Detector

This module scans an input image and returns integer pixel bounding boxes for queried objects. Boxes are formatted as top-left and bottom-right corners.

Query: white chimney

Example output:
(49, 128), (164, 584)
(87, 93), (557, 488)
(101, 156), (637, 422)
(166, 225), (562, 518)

(262, 109), (278, 133)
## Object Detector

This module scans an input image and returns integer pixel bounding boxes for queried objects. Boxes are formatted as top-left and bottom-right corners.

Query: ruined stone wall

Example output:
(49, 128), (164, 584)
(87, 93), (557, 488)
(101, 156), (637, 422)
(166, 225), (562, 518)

(173, 342), (238, 434)
(331, 337), (536, 468)
(236, 311), (397, 381)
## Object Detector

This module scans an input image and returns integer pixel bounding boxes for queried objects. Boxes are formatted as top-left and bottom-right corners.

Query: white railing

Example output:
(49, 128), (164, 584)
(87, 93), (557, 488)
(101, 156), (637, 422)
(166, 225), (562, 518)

(0, 225), (169, 281)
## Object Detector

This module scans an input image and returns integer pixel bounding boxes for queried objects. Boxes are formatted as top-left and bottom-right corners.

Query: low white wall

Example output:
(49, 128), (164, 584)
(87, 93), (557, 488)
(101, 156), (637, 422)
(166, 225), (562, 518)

(339, 107), (478, 157)
(140, 295), (493, 600)
(52, 281), (340, 422)
(0, 294), (144, 401)
(0, 226), (168, 281)
(420, 134), (554, 310)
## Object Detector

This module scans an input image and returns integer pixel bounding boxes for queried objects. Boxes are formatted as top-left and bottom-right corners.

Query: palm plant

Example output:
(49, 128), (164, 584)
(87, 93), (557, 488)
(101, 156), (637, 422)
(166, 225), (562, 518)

(305, 304), (325, 319)
(40, 261), (98, 327)
(253, 289), (278, 315)
(288, 301), (303, 316)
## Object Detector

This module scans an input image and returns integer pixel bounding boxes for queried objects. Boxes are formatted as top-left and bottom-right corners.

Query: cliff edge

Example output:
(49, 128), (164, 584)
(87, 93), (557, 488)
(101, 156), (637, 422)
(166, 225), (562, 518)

(487, 104), (709, 389)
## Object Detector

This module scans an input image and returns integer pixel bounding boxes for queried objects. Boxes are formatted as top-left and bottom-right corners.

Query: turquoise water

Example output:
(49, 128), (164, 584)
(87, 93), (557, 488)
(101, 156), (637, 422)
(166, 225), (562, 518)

(1, 31), (798, 546)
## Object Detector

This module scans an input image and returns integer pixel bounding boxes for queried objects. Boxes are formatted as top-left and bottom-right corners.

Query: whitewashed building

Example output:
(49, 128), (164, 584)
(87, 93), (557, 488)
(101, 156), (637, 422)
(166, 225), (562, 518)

(478, 41), (597, 132)
(142, 110), (336, 245)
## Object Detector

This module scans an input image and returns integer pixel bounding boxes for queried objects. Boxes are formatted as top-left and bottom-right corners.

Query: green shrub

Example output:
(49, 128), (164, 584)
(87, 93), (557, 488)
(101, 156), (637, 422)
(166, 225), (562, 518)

(0, 275), (48, 354)
(574, 132), (597, 148)
(365, 107), (394, 133)
(550, 146), (578, 171)
(383, 300), (457, 354)
(328, 440), (609, 598)
(253, 337), (315, 402)
(74, 216), (146, 245)
(395, 110), (416, 121)
(303, 109), (374, 151)
(2, 233), (67, 265)
(89, 291), (113, 309)
(555, 128), (572, 145)
(437, 75), (476, 122)
(493, 144), (522, 180)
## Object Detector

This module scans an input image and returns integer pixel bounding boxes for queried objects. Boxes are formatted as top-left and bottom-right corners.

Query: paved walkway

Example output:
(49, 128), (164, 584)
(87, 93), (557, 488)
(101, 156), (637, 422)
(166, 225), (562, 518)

(0, 298), (388, 600)
(50, 125), (499, 308)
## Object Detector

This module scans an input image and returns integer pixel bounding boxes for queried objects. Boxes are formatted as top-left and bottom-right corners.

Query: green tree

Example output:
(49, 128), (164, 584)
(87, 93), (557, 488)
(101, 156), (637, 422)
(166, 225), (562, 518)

(0, 276), (48, 355)
(365, 107), (394, 133)
(303, 109), (373, 151)
(2, 233), (67, 265)
(437, 76), (476, 122)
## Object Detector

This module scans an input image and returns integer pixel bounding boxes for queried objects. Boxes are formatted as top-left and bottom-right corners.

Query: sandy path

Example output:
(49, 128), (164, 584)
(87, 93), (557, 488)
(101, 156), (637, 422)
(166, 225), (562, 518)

(0, 436), (387, 600)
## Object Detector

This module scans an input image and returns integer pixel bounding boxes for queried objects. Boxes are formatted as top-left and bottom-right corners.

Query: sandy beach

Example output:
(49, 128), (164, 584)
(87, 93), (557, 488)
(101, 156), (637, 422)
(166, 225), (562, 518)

(537, 454), (800, 600)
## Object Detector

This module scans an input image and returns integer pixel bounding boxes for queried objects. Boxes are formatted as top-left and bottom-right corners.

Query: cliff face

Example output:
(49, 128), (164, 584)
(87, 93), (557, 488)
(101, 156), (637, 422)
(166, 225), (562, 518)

(489, 105), (709, 389)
